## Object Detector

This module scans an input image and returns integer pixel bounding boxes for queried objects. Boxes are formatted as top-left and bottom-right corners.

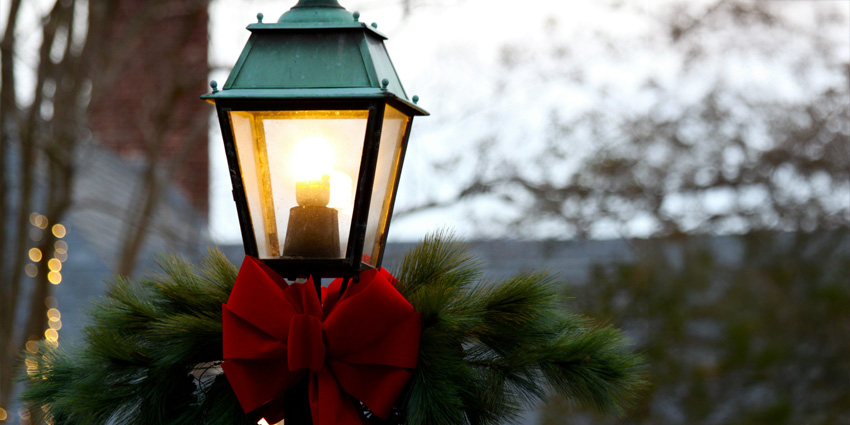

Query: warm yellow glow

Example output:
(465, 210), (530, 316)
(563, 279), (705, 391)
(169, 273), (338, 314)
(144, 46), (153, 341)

(51, 224), (66, 238)
(0, 407), (7, 421)
(55, 240), (68, 254)
(31, 213), (48, 229)
(26, 340), (39, 353)
(328, 170), (353, 209)
(48, 258), (62, 271)
(29, 248), (43, 262)
(25, 358), (39, 376)
(258, 420), (270, 425)
(48, 320), (62, 331)
(292, 137), (334, 182)
(25, 264), (38, 277)
(18, 407), (31, 420)
(47, 271), (62, 285)
(44, 329), (59, 342)
(291, 138), (352, 209)
(47, 308), (61, 321)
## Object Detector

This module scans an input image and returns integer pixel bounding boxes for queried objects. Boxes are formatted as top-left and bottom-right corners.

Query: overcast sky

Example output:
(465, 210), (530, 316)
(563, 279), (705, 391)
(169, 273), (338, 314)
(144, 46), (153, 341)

(205, 0), (849, 243)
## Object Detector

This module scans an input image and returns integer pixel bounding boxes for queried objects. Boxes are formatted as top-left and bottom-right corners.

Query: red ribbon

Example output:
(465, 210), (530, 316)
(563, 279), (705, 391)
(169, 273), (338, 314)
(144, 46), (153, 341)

(222, 256), (421, 425)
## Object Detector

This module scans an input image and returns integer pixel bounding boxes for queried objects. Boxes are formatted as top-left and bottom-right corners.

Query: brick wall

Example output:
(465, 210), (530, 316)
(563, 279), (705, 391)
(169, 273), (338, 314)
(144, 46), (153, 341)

(88, 0), (210, 215)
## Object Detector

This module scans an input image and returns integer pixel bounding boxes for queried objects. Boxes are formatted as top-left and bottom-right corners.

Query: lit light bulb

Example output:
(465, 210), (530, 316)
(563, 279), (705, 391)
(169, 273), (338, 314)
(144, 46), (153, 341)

(292, 138), (332, 207)
(292, 137), (333, 182)
(283, 137), (346, 258)
(291, 137), (351, 209)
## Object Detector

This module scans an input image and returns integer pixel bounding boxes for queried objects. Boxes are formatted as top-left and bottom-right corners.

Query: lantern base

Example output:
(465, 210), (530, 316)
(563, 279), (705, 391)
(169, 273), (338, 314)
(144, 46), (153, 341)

(283, 206), (341, 258)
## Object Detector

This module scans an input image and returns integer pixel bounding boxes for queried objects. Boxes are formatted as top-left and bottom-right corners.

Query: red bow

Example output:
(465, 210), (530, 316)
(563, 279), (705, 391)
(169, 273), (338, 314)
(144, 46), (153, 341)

(221, 256), (421, 425)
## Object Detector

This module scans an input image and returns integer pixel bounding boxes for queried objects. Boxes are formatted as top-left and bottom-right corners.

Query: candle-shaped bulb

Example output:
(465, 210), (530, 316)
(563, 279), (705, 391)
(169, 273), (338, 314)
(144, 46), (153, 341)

(284, 137), (343, 258)
(292, 138), (333, 207)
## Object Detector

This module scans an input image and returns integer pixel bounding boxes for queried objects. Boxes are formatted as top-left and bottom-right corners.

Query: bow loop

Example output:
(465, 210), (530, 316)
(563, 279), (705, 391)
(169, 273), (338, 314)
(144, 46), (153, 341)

(222, 256), (421, 425)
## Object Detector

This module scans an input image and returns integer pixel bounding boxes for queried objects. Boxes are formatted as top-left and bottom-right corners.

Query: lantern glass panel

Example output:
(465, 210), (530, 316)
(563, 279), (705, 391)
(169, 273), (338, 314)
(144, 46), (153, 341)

(228, 110), (369, 260)
(362, 105), (411, 266)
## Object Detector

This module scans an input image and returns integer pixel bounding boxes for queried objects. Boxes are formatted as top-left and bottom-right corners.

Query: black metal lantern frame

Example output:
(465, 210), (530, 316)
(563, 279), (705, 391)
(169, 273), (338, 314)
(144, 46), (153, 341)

(204, 1), (427, 282)
(213, 98), (419, 279)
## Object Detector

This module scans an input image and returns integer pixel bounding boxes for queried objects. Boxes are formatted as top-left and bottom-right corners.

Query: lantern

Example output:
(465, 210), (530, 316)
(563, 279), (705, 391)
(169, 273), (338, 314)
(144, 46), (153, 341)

(204, 0), (427, 280)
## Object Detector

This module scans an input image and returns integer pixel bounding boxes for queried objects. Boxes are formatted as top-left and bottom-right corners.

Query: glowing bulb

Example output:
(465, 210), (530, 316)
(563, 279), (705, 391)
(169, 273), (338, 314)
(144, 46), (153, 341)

(29, 248), (43, 262)
(52, 224), (66, 238)
(44, 329), (58, 342)
(292, 137), (333, 182)
(47, 308), (61, 321)
(290, 137), (352, 209)
(48, 258), (62, 271)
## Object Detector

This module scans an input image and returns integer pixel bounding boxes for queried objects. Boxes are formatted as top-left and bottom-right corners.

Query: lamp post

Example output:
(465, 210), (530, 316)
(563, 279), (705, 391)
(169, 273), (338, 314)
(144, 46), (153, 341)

(204, 0), (427, 287)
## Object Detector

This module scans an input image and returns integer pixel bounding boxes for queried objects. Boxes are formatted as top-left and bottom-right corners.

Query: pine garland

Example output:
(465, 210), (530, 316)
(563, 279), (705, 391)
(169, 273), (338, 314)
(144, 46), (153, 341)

(20, 233), (645, 425)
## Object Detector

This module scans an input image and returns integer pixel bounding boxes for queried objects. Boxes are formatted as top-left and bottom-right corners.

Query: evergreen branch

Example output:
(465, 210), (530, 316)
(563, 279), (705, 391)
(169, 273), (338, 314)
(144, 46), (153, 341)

(20, 236), (645, 425)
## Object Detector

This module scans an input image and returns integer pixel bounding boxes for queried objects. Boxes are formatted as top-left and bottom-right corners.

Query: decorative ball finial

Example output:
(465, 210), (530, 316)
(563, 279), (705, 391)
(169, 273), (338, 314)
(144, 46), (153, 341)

(257, 12), (264, 23)
(210, 80), (219, 93)
(381, 78), (390, 91)
(371, 22), (378, 29)
(353, 11), (360, 22)
(412, 95), (420, 104)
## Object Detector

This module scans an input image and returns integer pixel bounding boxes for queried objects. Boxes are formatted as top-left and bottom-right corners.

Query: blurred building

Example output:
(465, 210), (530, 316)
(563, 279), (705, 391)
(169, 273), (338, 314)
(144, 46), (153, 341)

(45, 0), (211, 359)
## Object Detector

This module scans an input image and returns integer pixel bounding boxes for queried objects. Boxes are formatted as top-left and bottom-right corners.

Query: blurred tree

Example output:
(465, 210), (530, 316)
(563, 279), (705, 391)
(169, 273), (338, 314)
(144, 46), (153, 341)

(395, 0), (849, 239)
(0, 0), (209, 421)
(1, 0), (96, 417)
(539, 231), (850, 424)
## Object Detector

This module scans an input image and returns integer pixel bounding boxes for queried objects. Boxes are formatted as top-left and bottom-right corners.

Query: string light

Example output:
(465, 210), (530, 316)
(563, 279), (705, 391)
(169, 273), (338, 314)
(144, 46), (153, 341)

(25, 358), (39, 376)
(47, 308), (61, 321)
(48, 258), (62, 271)
(18, 407), (31, 420)
(51, 223), (66, 238)
(25, 264), (38, 277)
(30, 213), (48, 230)
(28, 248), (43, 262)
(47, 271), (62, 285)
(44, 329), (58, 342)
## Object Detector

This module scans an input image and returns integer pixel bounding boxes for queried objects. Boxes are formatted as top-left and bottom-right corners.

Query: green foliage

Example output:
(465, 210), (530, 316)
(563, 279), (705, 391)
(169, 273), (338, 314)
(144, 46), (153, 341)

(540, 231), (850, 425)
(20, 235), (646, 425)
(396, 232), (646, 425)
(20, 249), (250, 425)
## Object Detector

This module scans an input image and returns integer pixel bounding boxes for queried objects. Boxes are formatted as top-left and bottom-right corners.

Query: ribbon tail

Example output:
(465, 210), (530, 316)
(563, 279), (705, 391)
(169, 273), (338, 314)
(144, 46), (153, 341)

(310, 368), (366, 425)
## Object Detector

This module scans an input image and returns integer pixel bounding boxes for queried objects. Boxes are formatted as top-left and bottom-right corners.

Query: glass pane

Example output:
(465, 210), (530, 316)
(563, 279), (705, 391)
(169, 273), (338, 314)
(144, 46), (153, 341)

(229, 110), (368, 260)
(362, 105), (410, 266)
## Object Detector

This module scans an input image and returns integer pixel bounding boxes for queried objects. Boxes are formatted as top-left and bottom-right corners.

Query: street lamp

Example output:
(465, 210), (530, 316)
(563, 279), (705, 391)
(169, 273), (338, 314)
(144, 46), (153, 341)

(204, 0), (427, 282)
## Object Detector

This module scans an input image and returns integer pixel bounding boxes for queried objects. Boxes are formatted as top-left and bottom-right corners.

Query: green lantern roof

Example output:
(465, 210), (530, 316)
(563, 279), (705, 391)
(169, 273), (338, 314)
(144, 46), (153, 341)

(202, 0), (427, 116)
